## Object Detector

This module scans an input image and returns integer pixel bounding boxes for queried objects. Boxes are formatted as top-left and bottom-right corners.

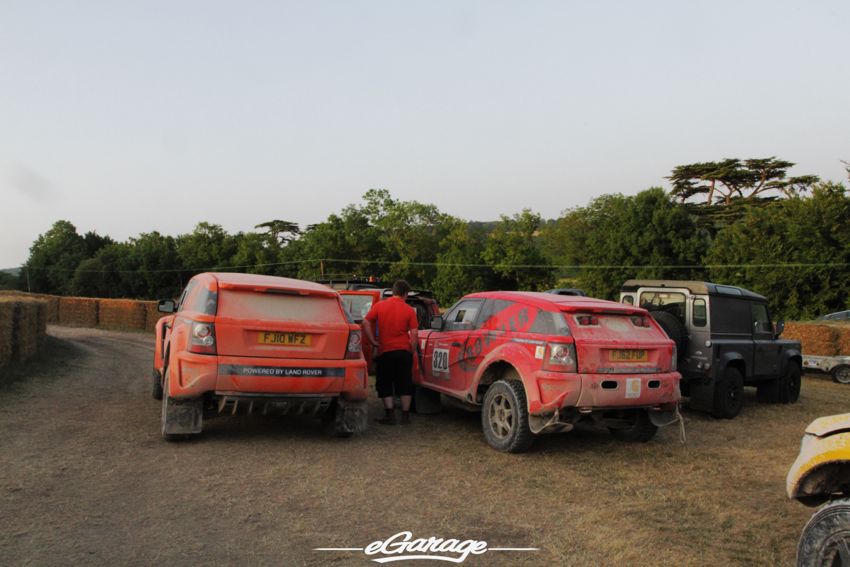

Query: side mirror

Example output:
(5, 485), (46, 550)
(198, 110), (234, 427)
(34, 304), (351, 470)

(430, 315), (444, 331)
(774, 320), (785, 337)
(158, 299), (177, 314)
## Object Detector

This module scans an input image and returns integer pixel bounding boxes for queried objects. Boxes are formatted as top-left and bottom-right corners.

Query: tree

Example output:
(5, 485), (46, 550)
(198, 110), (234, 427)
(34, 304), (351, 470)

(705, 182), (850, 319)
(127, 232), (182, 299)
(23, 220), (88, 295)
(254, 220), (301, 246)
(669, 157), (819, 205)
(71, 242), (139, 298)
(432, 221), (497, 305)
(230, 232), (282, 276)
(545, 189), (706, 300)
(482, 210), (555, 291)
(361, 189), (456, 287)
(175, 223), (238, 273)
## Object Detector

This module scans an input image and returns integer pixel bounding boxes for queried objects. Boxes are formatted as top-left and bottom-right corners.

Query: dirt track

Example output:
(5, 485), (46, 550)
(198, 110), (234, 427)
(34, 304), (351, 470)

(1, 326), (848, 566)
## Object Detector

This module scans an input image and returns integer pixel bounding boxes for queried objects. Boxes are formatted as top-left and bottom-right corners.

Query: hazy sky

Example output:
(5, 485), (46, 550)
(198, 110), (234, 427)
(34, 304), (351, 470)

(2, 0), (848, 268)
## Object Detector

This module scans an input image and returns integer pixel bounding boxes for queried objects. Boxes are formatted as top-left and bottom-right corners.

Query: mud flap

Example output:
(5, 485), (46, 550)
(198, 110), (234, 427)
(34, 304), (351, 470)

(649, 405), (687, 444)
(649, 408), (679, 427)
(162, 397), (203, 435)
(529, 409), (574, 435)
(336, 399), (368, 434)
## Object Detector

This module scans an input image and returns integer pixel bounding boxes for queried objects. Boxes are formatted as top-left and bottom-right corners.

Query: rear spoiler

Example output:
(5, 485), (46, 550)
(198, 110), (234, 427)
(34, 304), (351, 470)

(218, 282), (338, 298)
(558, 305), (644, 316)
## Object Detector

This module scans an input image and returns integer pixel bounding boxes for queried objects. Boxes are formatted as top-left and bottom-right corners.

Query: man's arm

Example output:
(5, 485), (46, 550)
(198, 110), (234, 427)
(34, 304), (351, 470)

(409, 327), (418, 353)
(363, 318), (379, 349)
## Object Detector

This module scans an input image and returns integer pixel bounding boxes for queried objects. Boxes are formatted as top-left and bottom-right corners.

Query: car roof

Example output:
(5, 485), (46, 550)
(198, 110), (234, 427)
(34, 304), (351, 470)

(621, 279), (766, 301)
(464, 291), (645, 314)
(205, 272), (338, 297)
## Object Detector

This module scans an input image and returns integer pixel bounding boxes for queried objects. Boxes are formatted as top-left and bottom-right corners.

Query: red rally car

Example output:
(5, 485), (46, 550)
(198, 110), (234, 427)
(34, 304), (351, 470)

(414, 291), (682, 452)
(152, 273), (368, 440)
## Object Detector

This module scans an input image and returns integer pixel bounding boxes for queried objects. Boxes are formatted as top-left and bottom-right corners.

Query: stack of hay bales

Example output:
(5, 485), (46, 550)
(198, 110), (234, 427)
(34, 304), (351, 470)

(0, 299), (14, 367)
(144, 301), (164, 332)
(0, 296), (48, 367)
(783, 322), (850, 356)
(98, 299), (146, 330)
(58, 297), (99, 327)
(0, 291), (59, 323)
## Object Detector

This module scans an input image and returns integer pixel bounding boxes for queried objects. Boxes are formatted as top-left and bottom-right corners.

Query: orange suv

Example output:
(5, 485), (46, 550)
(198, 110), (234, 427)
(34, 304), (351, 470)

(415, 291), (681, 452)
(152, 273), (368, 440)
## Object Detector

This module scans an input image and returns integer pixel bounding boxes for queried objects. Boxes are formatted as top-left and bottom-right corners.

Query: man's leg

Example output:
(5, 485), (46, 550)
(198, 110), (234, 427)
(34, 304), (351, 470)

(399, 351), (414, 424)
(375, 354), (397, 425)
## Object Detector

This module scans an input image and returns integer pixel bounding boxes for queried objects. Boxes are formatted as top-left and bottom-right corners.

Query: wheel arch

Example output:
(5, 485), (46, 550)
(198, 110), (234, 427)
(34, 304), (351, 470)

(791, 461), (850, 507)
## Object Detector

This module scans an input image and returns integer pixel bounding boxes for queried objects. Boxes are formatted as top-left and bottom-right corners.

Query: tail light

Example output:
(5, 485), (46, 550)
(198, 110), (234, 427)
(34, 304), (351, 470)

(188, 320), (216, 354)
(543, 342), (577, 373)
(631, 315), (651, 327)
(346, 329), (363, 360)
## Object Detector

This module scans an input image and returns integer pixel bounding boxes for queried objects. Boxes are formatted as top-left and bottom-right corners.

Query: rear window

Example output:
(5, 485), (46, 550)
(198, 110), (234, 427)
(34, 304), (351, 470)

(217, 291), (344, 323)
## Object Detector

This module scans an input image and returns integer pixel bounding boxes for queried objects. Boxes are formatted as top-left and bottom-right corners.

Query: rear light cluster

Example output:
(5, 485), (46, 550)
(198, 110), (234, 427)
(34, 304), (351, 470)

(543, 342), (577, 373)
(188, 320), (216, 354)
(631, 315), (651, 327)
(346, 329), (363, 360)
(575, 315), (598, 326)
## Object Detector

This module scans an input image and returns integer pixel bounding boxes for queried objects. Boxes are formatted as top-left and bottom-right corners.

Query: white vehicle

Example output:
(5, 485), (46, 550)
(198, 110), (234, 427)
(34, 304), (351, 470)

(802, 355), (850, 384)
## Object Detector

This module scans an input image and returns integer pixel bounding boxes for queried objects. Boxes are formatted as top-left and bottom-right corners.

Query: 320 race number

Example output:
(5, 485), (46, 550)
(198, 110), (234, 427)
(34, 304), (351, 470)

(432, 348), (449, 374)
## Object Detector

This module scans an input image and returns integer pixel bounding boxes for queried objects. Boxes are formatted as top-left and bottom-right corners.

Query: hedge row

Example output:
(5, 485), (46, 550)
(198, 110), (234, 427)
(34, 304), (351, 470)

(0, 291), (162, 332)
(0, 296), (48, 368)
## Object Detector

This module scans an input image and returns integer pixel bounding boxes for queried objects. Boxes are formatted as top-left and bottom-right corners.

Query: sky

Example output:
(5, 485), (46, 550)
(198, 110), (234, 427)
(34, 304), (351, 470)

(1, 0), (849, 268)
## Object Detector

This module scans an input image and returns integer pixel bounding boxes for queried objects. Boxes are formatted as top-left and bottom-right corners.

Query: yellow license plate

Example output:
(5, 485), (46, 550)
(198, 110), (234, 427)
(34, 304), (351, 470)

(258, 332), (311, 346)
(609, 349), (648, 362)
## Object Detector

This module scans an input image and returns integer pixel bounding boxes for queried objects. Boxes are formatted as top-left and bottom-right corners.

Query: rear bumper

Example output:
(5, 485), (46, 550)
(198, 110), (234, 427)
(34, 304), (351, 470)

(529, 371), (681, 415)
(167, 351), (368, 401)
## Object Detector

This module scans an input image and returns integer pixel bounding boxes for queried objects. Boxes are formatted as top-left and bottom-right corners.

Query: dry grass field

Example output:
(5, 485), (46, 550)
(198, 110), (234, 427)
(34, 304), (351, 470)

(0, 326), (847, 566)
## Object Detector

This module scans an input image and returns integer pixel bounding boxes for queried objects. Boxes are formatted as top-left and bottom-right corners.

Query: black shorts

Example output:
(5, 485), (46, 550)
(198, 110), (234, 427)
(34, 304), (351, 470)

(375, 350), (414, 398)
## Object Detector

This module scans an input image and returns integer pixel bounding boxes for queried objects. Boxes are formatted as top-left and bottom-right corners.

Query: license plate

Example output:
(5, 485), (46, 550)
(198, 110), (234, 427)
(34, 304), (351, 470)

(258, 332), (311, 346)
(609, 349), (647, 362)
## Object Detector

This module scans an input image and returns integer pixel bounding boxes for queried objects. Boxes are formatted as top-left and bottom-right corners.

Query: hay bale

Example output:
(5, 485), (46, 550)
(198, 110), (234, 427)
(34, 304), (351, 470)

(14, 300), (45, 360)
(830, 323), (850, 356)
(782, 322), (838, 356)
(0, 300), (14, 367)
(144, 302), (164, 332)
(39, 295), (59, 323)
(58, 297), (99, 327)
(98, 299), (146, 330)
(0, 291), (58, 322)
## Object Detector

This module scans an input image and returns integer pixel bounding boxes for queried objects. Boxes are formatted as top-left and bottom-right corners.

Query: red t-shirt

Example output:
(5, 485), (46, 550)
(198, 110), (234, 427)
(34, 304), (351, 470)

(364, 296), (418, 353)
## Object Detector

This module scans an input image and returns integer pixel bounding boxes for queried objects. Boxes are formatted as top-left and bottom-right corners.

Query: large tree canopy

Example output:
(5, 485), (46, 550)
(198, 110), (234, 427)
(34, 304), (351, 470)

(669, 157), (819, 205)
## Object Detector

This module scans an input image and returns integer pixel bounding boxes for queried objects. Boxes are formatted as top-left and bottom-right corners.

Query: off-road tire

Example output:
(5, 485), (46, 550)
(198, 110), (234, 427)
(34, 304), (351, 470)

(649, 310), (688, 353)
(796, 497), (850, 567)
(608, 410), (658, 442)
(777, 362), (802, 404)
(481, 378), (534, 453)
(832, 365), (850, 385)
(712, 366), (744, 419)
(152, 369), (163, 400)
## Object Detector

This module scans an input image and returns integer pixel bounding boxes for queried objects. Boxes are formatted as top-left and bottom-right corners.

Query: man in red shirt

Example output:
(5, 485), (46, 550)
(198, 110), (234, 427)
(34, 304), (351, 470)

(363, 280), (419, 425)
